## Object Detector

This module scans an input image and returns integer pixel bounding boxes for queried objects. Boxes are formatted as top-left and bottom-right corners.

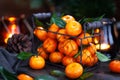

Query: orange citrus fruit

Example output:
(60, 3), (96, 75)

(62, 56), (75, 66)
(48, 23), (60, 39)
(75, 55), (81, 63)
(82, 49), (93, 66)
(65, 20), (82, 36)
(37, 47), (48, 60)
(49, 51), (64, 63)
(65, 62), (83, 79)
(17, 74), (33, 80)
(76, 32), (92, 46)
(43, 38), (57, 53)
(109, 60), (120, 73)
(58, 41), (64, 53)
(34, 27), (47, 41)
(93, 54), (98, 65)
(82, 49), (98, 66)
(57, 29), (69, 42)
(29, 55), (45, 69)
(58, 39), (78, 57)
(61, 15), (75, 23)
(87, 43), (97, 55)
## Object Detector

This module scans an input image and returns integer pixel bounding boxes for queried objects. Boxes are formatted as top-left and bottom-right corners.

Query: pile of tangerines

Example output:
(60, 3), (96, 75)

(17, 15), (120, 80)
(17, 15), (99, 80)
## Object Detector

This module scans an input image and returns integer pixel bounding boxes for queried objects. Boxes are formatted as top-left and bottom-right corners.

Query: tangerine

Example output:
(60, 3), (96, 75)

(49, 51), (64, 63)
(62, 56), (75, 66)
(87, 43), (97, 55)
(60, 39), (78, 57)
(65, 62), (83, 79)
(57, 29), (69, 42)
(75, 55), (81, 63)
(76, 32), (92, 46)
(29, 55), (45, 69)
(37, 47), (48, 60)
(17, 74), (33, 80)
(48, 23), (60, 39)
(65, 20), (82, 36)
(109, 60), (120, 73)
(58, 42), (64, 53)
(43, 38), (57, 53)
(61, 15), (75, 23)
(81, 49), (96, 66)
(34, 27), (47, 41)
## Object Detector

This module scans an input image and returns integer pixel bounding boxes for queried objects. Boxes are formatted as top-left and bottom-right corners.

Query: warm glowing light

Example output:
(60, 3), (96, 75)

(4, 24), (20, 43)
(8, 17), (16, 22)
(4, 34), (13, 43)
(95, 28), (100, 33)
(94, 37), (99, 44)
(96, 43), (110, 50)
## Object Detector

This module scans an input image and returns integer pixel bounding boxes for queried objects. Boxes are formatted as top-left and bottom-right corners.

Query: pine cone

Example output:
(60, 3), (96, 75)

(6, 34), (32, 53)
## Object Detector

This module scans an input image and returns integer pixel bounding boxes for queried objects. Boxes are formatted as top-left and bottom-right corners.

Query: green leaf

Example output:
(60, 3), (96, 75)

(0, 66), (17, 80)
(50, 70), (65, 77)
(81, 14), (105, 23)
(17, 52), (33, 60)
(50, 13), (66, 28)
(78, 16), (86, 24)
(96, 51), (111, 62)
(74, 51), (81, 58)
(77, 72), (93, 80)
(34, 17), (44, 27)
(35, 74), (57, 80)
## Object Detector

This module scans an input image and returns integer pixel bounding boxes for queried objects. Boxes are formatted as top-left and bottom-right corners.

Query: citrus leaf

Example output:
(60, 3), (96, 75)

(50, 70), (65, 77)
(35, 74), (57, 80)
(34, 17), (44, 27)
(77, 72), (93, 80)
(50, 13), (66, 28)
(17, 52), (33, 60)
(74, 51), (81, 58)
(81, 14), (105, 23)
(78, 16), (86, 24)
(96, 51), (111, 62)
(0, 66), (17, 80)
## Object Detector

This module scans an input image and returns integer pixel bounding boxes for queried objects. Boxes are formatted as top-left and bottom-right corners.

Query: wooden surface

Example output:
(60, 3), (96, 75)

(16, 61), (120, 80)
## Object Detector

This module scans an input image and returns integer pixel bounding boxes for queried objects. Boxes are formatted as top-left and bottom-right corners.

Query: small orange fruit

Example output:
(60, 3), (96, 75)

(59, 39), (78, 57)
(87, 43), (97, 55)
(34, 27), (47, 41)
(43, 38), (57, 53)
(37, 47), (48, 60)
(61, 15), (75, 23)
(17, 74), (33, 80)
(66, 20), (82, 36)
(109, 60), (120, 73)
(62, 56), (75, 66)
(65, 62), (83, 79)
(29, 55), (45, 69)
(48, 23), (60, 39)
(75, 55), (81, 63)
(81, 49), (94, 66)
(57, 29), (69, 42)
(76, 32), (92, 46)
(49, 51), (64, 63)
(58, 42), (64, 53)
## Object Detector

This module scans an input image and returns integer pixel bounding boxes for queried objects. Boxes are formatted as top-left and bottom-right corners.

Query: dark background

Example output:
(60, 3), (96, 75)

(0, 0), (120, 21)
